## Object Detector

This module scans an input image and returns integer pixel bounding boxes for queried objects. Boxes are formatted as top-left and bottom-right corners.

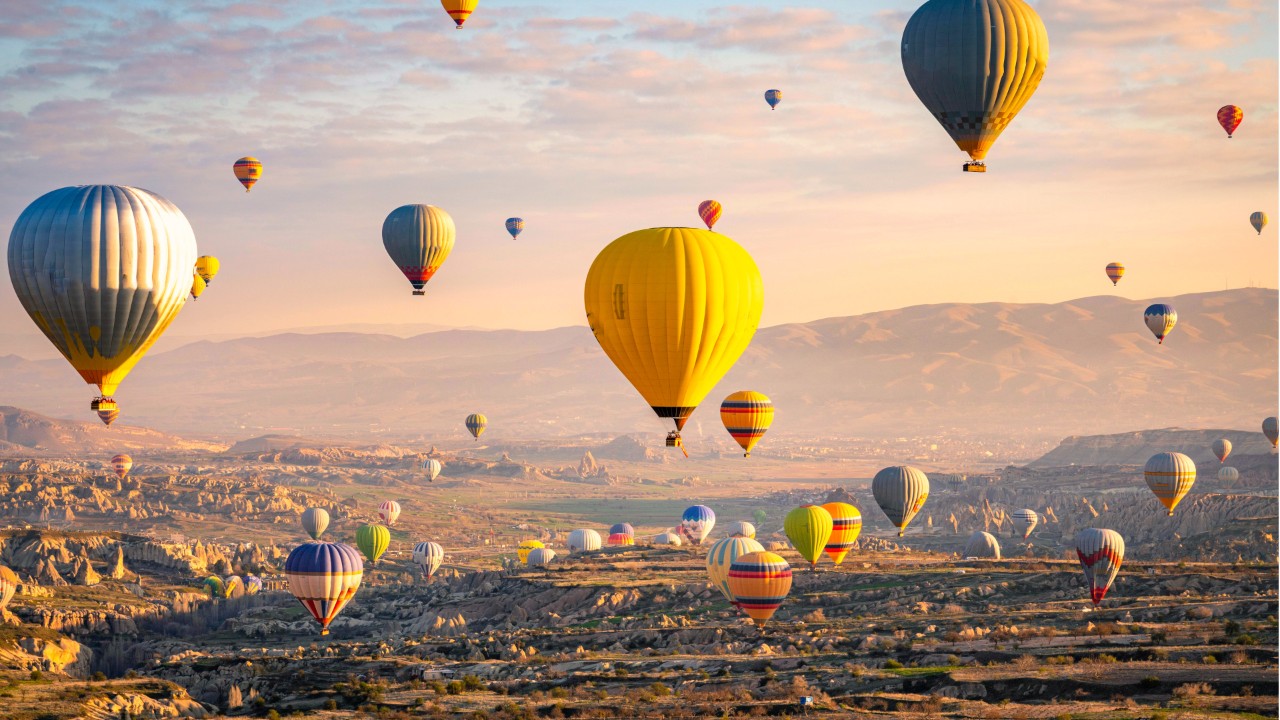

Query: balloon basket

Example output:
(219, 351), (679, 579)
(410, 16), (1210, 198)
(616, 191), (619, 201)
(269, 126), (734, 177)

(962, 162), (987, 173)
(412, 290), (425, 296)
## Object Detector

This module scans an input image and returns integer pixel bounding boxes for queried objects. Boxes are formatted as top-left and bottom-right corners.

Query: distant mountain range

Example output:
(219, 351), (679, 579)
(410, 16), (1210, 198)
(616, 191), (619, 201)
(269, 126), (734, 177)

(1030, 427), (1276, 467)
(1, 288), (1274, 442)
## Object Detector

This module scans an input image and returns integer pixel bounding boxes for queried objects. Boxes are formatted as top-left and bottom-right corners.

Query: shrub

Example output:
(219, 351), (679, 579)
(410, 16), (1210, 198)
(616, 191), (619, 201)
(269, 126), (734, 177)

(1173, 682), (1214, 698)
(550, 688), (569, 699)
(884, 659), (904, 669)
(463, 675), (486, 692)
(1234, 634), (1258, 646)
(1202, 654), (1218, 664)
(431, 681), (448, 696)
(649, 682), (672, 697)
(1139, 676), (1160, 689)
(29, 670), (41, 681)
(323, 699), (338, 711)
(266, 711), (281, 720)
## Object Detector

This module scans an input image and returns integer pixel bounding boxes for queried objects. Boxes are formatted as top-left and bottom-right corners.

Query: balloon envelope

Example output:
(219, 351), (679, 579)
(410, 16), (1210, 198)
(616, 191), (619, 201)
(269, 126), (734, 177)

(727, 551), (792, 627)
(505, 217), (524, 240)
(111, 454), (133, 480)
(526, 547), (557, 568)
(679, 505), (716, 545)
(1264, 417), (1278, 448)
(245, 575), (263, 595)
(466, 413), (487, 439)
(195, 256), (220, 284)
(706, 536), (765, 604)
(441, 0), (478, 28)
(285, 541), (363, 635)
(568, 529), (602, 554)
(301, 508), (330, 540)
(1012, 509), (1038, 539)
(764, 89), (782, 109)
(1105, 263), (1124, 286)
(872, 466), (930, 536)
(1217, 105), (1242, 137)
(356, 524), (390, 565)
(1075, 528), (1124, 606)
(1143, 304), (1177, 344)
(517, 540), (544, 564)
(1211, 439), (1232, 464)
(727, 521), (756, 540)
(697, 200), (723, 230)
(1143, 452), (1196, 516)
(654, 532), (683, 545)
(821, 502), (862, 566)
(0, 567), (14, 612)
(233, 157), (262, 191)
(962, 531), (1001, 559)
(383, 204), (456, 295)
(1217, 466), (1238, 482)
(609, 523), (635, 537)
(422, 458), (442, 481)
(784, 505), (833, 568)
(720, 391), (774, 457)
(378, 500), (401, 525)
(607, 533), (634, 546)
(413, 541), (444, 578)
(222, 575), (243, 599)
(1250, 212), (1267, 235)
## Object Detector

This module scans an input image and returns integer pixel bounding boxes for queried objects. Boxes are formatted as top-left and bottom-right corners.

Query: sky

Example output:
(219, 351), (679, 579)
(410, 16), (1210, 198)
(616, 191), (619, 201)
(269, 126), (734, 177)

(0, 0), (1276, 350)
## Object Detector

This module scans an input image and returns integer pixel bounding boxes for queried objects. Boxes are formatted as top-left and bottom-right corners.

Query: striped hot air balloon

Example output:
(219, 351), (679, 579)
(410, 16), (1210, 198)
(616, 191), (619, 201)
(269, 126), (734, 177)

(356, 524), (390, 565)
(679, 505), (716, 545)
(1105, 262), (1125, 286)
(1074, 528), (1124, 606)
(720, 391), (774, 457)
(727, 551), (792, 628)
(1250, 212), (1268, 235)
(727, 521), (756, 539)
(285, 541), (364, 635)
(764, 89), (782, 109)
(872, 466), (930, 537)
(244, 575), (263, 595)
(441, 0), (477, 29)
(526, 547), (557, 568)
(962, 531), (1001, 559)
(203, 576), (224, 600)
(517, 540), (544, 564)
(1012, 509), (1038, 539)
(697, 200), (723, 230)
(422, 458), (442, 482)
(222, 575), (243, 599)
(784, 505), (833, 569)
(0, 566), (19, 612)
(820, 502), (862, 566)
(413, 541), (444, 579)
(465, 413), (487, 440)
(706, 536), (765, 604)
(301, 508), (329, 541)
(110, 454), (133, 480)
(1217, 105), (1243, 138)
(383, 204), (456, 296)
(1143, 452), (1196, 516)
(607, 533), (634, 547)
(92, 398), (120, 427)
(1144, 304), (1177, 344)
(233, 157), (262, 191)
(505, 217), (524, 240)
(609, 523), (634, 537)
(1211, 439), (1232, 464)
(567, 529), (602, 554)
(1217, 466), (1238, 482)
(378, 500), (401, 526)
(1264, 417), (1278, 448)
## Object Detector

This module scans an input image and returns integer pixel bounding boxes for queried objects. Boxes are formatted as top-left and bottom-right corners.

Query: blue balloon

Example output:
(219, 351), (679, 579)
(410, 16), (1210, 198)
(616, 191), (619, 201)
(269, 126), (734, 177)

(505, 217), (524, 240)
(679, 505), (716, 545)
(609, 522), (634, 537)
(284, 542), (364, 635)
(764, 89), (782, 109)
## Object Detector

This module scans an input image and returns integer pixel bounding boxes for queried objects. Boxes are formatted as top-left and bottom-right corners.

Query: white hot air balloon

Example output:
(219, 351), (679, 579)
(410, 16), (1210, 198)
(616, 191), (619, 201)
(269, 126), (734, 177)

(1012, 509), (1038, 539)
(567, 529), (602, 554)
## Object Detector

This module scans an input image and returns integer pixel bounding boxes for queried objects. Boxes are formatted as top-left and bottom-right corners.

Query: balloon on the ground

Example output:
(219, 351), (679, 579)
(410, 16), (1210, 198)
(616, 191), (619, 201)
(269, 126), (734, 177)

(654, 532), (683, 546)
(727, 551), (792, 627)
(245, 575), (263, 595)
(222, 575), (243, 599)
(301, 508), (330, 541)
(1105, 263), (1124, 286)
(901, 0), (1048, 172)
(233, 157), (262, 191)
(698, 200), (722, 230)
(706, 536), (765, 604)
(1143, 452), (1196, 516)
(1211, 439), (1232, 464)
(567, 529), (602, 554)
(872, 466), (930, 536)
(517, 540), (544, 564)
(1143, 304), (1177, 344)
(441, 0), (477, 29)
(764, 89), (782, 109)
(466, 413), (487, 440)
(727, 521), (756, 539)
(413, 541), (444, 578)
(821, 502), (861, 566)
(609, 523), (634, 537)
(526, 548), (557, 568)
(8, 186), (198, 426)
(356, 524), (390, 565)
(784, 505), (833, 569)
(505, 217), (524, 240)
(1074, 528), (1124, 606)
(383, 204), (456, 296)
(679, 505), (716, 545)
(962, 531), (1001, 559)
(203, 576), (224, 599)
(1217, 105), (1242, 138)
(111, 454), (133, 480)
(378, 500), (401, 526)
(720, 391), (774, 457)
(607, 533), (633, 547)
(1012, 509), (1038, 539)
(285, 541), (363, 635)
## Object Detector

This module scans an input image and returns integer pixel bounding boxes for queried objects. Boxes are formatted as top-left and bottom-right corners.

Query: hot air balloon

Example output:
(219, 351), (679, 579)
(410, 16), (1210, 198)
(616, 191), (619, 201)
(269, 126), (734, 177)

(505, 218), (524, 240)
(872, 466), (930, 537)
(203, 576), (224, 600)
(190, 274), (207, 300)
(301, 508), (330, 541)
(607, 533), (633, 547)
(1074, 528), (1124, 606)
(222, 575), (243, 599)
(764, 89), (782, 110)
(465, 413), (487, 440)
(1143, 304), (1177, 344)
(383, 204), (456, 296)
(1105, 263), (1125, 286)
(378, 500), (401, 526)
(1217, 105), (1243, 138)
(285, 541), (363, 635)
(1012, 509), (1038, 539)
(679, 505), (716, 545)
(9, 186), (198, 426)
(233, 157), (262, 192)
(962, 531), (1001, 559)
(697, 200), (723, 230)
(356, 524), (390, 566)
(568, 529), (602, 554)
(820, 502), (862, 566)
(784, 505), (833, 569)
(654, 532), (683, 546)
(901, 0), (1048, 172)
(1143, 452), (1196, 516)
(0, 566), (16, 612)
(526, 548), (557, 568)
(727, 551), (792, 628)
(441, 0), (477, 28)
(413, 541), (444, 579)
(720, 391), (774, 457)
(1211, 439), (1232, 464)
(706, 536), (765, 604)
(1250, 212), (1267, 235)
(1264, 417), (1278, 448)
(245, 575), (263, 595)
(517, 540), (544, 564)
(584, 227), (763, 450)
(609, 523), (635, 537)
(727, 521), (756, 540)
(110, 454), (133, 480)
(1217, 466), (1238, 482)
(422, 458), (442, 482)
(195, 256), (220, 285)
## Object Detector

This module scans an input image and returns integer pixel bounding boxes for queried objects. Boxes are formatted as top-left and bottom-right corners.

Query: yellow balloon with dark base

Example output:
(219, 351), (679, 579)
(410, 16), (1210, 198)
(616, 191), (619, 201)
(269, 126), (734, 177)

(720, 391), (774, 457)
(195, 256), (219, 284)
(820, 502), (861, 566)
(726, 551), (792, 628)
(441, 0), (478, 28)
(584, 228), (763, 440)
(190, 274), (206, 299)
(783, 505), (833, 569)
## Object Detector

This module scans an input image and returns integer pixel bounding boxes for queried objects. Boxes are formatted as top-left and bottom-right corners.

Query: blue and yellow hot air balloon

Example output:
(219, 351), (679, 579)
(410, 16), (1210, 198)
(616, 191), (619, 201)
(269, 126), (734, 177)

(285, 541), (364, 635)
(465, 413), (487, 440)
(1250, 212), (1268, 235)
(1144, 304), (1177, 344)
(505, 217), (524, 240)
(727, 551), (792, 628)
(720, 391), (774, 457)
(383, 204), (456, 296)
(356, 524), (390, 566)
(764, 89), (782, 110)
(245, 575), (263, 595)
(872, 466), (930, 537)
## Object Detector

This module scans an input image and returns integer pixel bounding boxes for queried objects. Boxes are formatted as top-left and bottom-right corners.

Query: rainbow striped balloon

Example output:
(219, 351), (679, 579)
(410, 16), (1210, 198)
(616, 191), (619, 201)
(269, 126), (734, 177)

(110, 454), (133, 480)
(697, 200), (723, 230)
(1105, 262), (1124, 286)
(727, 551), (792, 627)
(820, 502), (861, 566)
(607, 532), (634, 546)
(1143, 451), (1196, 516)
(233, 156), (262, 192)
(720, 391), (774, 457)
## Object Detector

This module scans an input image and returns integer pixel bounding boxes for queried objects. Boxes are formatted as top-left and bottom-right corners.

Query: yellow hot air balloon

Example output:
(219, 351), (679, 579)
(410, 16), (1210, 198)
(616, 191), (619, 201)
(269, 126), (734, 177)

(783, 505), (833, 570)
(441, 0), (478, 29)
(517, 540), (544, 564)
(584, 227), (763, 449)
(1105, 263), (1125, 286)
(1143, 452), (1196, 516)
(901, 0), (1049, 172)
(720, 391), (774, 457)
(195, 256), (220, 285)
(233, 157), (262, 191)
(190, 273), (207, 300)
(820, 502), (861, 566)
(726, 551), (792, 628)
(8, 186), (197, 426)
